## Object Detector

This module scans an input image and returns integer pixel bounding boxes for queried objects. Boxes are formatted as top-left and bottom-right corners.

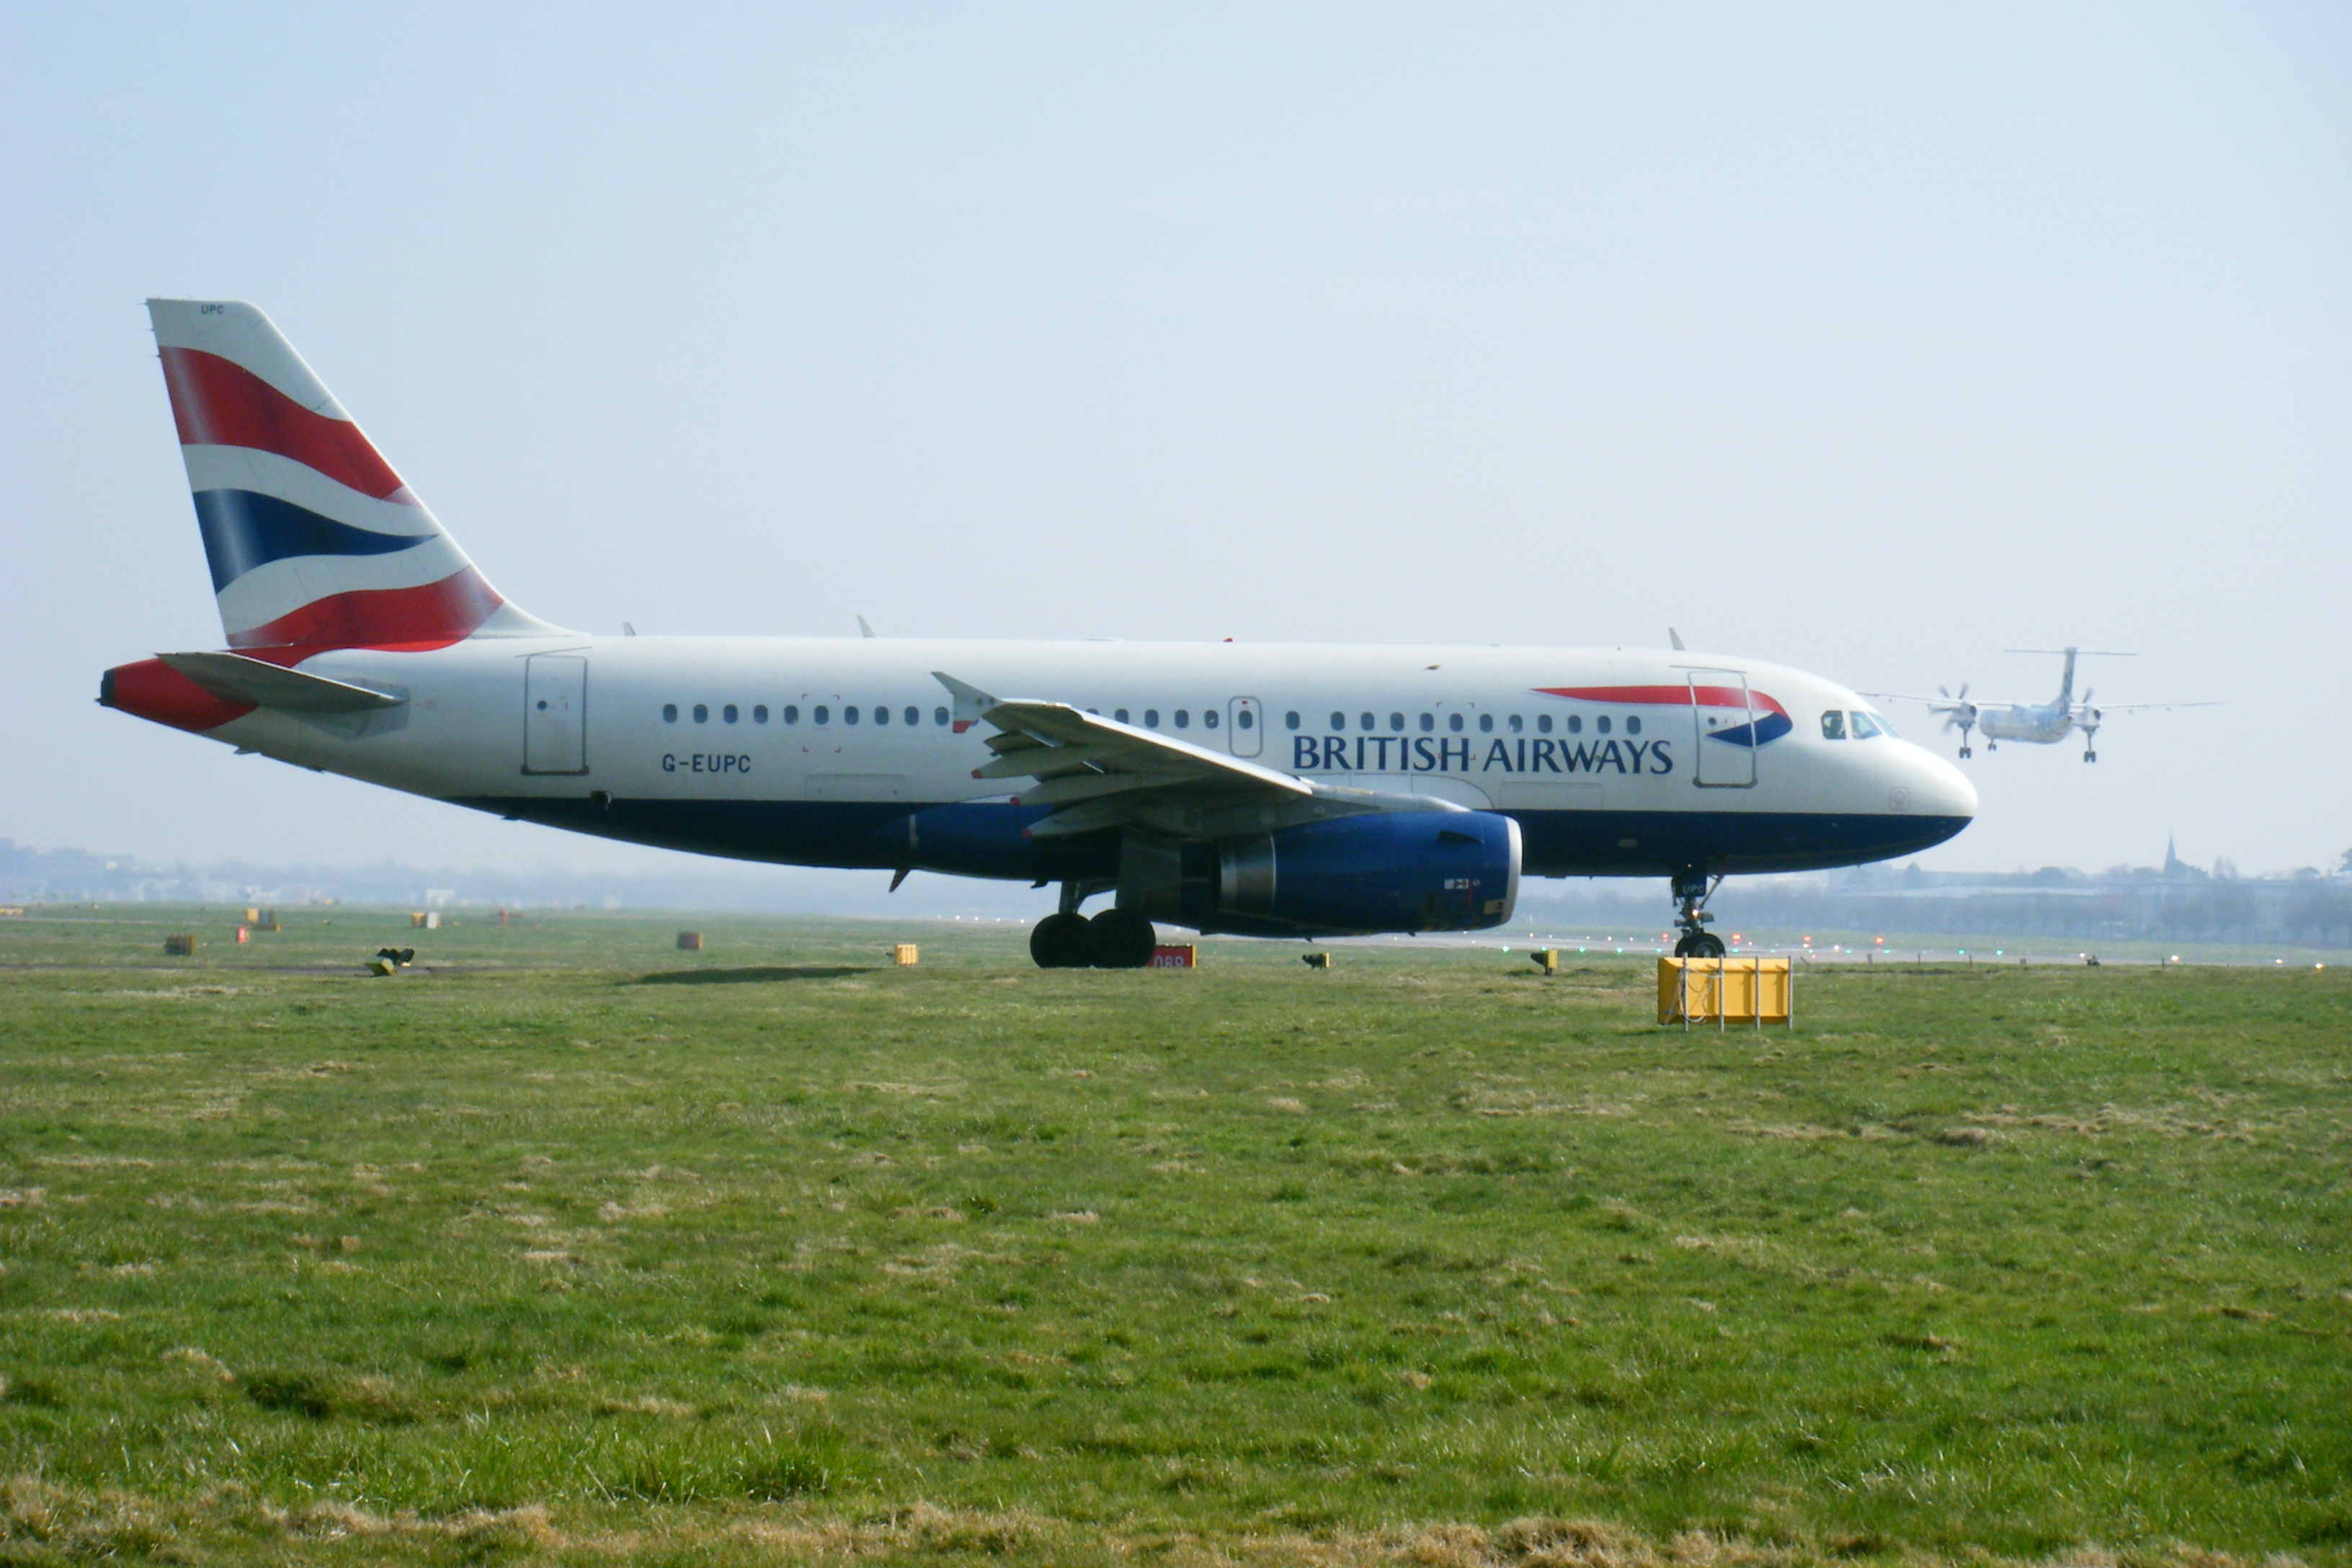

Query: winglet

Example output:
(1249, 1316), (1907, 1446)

(931, 672), (996, 734)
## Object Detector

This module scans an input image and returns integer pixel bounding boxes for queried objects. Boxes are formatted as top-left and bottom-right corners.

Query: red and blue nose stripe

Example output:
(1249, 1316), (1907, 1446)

(1533, 685), (1794, 747)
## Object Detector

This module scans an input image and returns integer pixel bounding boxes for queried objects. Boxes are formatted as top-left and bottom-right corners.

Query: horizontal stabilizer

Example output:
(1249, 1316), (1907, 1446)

(156, 651), (405, 713)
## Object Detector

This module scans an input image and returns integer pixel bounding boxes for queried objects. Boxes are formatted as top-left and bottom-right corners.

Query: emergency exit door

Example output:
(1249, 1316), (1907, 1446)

(523, 655), (588, 775)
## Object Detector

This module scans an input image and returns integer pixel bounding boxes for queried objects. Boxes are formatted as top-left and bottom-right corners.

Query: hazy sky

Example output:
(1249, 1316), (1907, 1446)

(5, 3), (2346, 892)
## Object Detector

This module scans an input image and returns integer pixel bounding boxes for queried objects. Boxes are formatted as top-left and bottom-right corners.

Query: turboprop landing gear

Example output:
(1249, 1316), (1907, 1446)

(1670, 870), (1727, 959)
(1031, 883), (1158, 968)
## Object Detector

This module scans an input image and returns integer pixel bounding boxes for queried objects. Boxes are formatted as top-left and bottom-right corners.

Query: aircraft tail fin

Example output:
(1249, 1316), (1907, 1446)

(146, 299), (559, 655)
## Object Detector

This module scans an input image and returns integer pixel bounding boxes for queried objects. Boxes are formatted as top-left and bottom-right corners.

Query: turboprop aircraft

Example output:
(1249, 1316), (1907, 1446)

(101, 300), (1977, 965)
(1871, 649), (2217, 762)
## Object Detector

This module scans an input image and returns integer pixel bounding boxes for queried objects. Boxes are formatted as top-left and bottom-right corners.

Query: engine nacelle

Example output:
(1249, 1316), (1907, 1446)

(1188, 811), (1521, 938)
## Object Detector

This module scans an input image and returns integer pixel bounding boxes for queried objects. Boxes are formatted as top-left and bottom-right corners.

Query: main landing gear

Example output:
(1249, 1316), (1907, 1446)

(1670, 870), (1727, 959)
(1030, 884), (1159, 968)
(2082, 723), (2100, 763)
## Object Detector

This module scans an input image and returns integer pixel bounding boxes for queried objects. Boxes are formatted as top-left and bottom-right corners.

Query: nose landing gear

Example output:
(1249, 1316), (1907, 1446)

(1670, 870), (1727, 959)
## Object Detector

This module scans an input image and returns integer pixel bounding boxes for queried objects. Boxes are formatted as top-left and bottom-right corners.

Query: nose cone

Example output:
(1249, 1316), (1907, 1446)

(1897, 742), (1977, 852)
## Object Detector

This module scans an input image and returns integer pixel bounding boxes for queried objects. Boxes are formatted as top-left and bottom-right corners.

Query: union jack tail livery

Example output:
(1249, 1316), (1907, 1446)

(148, 299), (554, 654)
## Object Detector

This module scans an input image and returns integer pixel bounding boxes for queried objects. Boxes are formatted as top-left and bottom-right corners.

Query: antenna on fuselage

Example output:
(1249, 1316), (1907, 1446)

(858, 616), (878, 639)
(1669, 628), (1686, 651)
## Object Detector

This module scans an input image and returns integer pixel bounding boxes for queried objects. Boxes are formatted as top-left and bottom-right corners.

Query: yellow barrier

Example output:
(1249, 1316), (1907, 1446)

(1658, 956), (1791, 1028)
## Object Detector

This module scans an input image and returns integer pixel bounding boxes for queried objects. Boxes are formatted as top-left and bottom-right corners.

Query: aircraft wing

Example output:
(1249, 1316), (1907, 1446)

(2078, 700), (2223, 713)
(1861, 692), (1977, 709)
(935, 672), (1453, 840)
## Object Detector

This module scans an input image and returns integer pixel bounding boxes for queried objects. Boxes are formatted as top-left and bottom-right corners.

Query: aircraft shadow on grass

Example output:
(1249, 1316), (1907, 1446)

(631, 965), (877, 986)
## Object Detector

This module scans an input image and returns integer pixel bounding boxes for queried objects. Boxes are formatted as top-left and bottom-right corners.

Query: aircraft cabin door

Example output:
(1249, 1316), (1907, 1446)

(1228, 696), (1263, 758)
(523, 654), (588, 775)
(1687, 669), (1757, 788)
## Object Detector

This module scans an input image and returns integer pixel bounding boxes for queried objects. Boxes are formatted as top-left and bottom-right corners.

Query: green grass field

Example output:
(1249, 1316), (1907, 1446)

(1, 904), (2346, 1565)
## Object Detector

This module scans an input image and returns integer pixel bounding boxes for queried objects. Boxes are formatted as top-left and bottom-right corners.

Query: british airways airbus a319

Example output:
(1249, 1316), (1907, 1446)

(102, 300), (1977, 965)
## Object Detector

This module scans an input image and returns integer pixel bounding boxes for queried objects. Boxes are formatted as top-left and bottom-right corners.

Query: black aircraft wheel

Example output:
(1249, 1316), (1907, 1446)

(1086, 907), (1159, 969)
(2085, 751), (2097, 763)
(1030, 912), (1092, 968)
(1958, 746), (1972, 759)
(1674, 932), (1726, 959)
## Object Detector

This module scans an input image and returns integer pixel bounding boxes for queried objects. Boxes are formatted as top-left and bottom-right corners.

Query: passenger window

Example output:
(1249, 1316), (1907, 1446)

(845, 705), (860, 725)
(723, 704), (739, 724)
(933, 707), (948, 726)
(1850, 711), (1884, 739)
(875, 706), (889, 725)
(1238, 709), (1253, 729)
(904, 706), (918, 726)
(692, 703), (708, 723)
(814, 705), (829, 725)
(1507, 714), (1523, 734)
(1329, 710), (1345, 729)
(1284, 711), (1299, 730)
(1596, 716), (1612, 735)
(1175, 710), (1190, 729)
(753, 705), (768, 723)
(783, 705), (800, 725)
(1360, 713), (1375, 731)
(1562, 715), (1577, 734)
(1626, 715), (1642, 736)
(1203, 709), (1219, 729)
(1389, 713), (1404, 732)
(1115, 708), (1129, 723)
(662, 703), (677, 723)
(1449, 713), (1465, 732)
(1820, 710), (1846, 740)
(1478, 713), (1493, 733)
(1544, 715), (1559, 734)
(1419, 713), (1434, 733)
(1145, 709), (1160, 728)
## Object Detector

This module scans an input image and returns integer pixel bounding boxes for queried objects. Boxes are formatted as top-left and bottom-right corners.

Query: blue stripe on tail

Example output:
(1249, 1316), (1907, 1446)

(192, 490), (429, 592)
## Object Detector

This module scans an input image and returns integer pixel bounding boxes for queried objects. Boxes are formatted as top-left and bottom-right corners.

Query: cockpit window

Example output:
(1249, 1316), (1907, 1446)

(1850, 710), (1885, 739)
(1820, 710), (1847, 740)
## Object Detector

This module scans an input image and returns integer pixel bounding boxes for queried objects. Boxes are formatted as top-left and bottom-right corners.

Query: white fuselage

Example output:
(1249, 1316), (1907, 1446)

(181, 634), (1976, 889)
(1976, 703), (2076, 744)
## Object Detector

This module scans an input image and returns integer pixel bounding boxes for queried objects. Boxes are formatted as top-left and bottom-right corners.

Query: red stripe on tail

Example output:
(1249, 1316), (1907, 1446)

(228, 567), (504, 656)
(160, 347), (411, 502)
